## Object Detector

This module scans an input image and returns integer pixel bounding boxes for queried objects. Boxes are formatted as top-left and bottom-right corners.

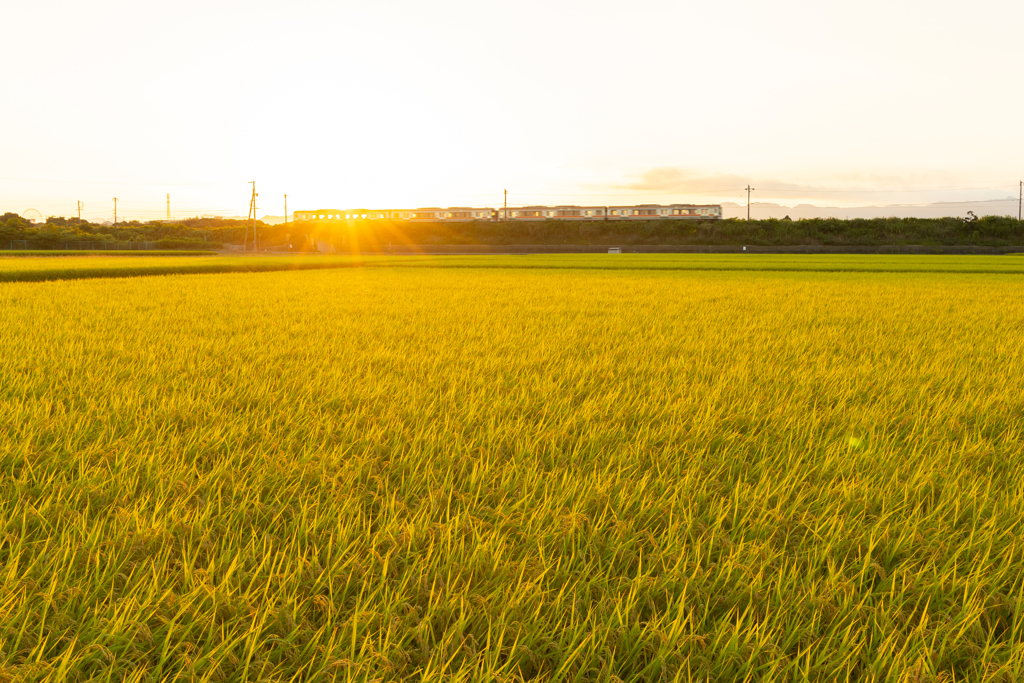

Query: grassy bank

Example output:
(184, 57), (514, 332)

(6, 211), (1024, 251)
(289, 215), (1024, 248)
(0, 250), (219, 257)
(4, 253), (1024, 283)
(0, 255), (362, 282)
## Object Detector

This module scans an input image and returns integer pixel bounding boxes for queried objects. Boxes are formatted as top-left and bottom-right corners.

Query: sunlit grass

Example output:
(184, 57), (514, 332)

(4, 253), (1024, 284)
(1, 264), (1023, 680)
(0, 250), (217, 257)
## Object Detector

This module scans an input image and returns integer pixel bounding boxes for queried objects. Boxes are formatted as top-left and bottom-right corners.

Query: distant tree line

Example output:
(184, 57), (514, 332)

(0, 214), (264, 250)
(2, 213), (1021, 250)
(290, 214), (1024, 249)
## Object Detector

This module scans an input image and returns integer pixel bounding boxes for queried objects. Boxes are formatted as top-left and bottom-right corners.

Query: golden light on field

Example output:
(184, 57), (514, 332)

(2, 256), (1024, 677)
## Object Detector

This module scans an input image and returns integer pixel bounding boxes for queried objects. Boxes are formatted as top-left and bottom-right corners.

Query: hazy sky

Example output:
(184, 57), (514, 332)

(2, 0), (1022, 221)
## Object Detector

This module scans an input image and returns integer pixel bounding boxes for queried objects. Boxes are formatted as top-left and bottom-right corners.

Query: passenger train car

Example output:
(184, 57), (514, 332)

(295, 204), (722, 222)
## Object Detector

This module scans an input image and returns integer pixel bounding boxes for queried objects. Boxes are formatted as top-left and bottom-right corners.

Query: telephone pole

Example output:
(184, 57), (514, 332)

(745, 185), (755, 221)
(112, 198), (118, 226)
(284, 194), (288, 225)
(503, 189), (508, 222)
(77, 201), (83, 221)
(166, 194), (171, 221)
(246, 182), (258, 251)
(1019, 181), (1021, 222)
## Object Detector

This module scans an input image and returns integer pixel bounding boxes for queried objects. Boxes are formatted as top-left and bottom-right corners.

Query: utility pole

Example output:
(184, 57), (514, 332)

(246, 182), (258, 251)
(112, 198), (118, 226)
(504, 189), (508, 222)
(1019, 181), (1021, 222)
(77, 201), (83, 221)
(745, 185), (755, 221)
(166, 194), (171, 221)
(284, 194), (288, 225)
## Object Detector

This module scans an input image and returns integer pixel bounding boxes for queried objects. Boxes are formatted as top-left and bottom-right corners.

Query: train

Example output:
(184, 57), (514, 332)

(294, 203), (722, 222)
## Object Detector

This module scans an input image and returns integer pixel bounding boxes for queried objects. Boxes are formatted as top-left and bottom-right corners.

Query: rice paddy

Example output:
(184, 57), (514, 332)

(3, 253), (1024, 284)
(1, 257), (1023, 681)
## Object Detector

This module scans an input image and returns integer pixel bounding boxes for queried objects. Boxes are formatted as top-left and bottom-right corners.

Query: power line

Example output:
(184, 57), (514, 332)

(749, 185), (1019, 193)
(0, 176), (245, 186)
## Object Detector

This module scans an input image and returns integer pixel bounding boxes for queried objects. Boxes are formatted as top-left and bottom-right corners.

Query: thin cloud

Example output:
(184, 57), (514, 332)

(614, 167), (1018, 205)
(615, 168), (774, 194)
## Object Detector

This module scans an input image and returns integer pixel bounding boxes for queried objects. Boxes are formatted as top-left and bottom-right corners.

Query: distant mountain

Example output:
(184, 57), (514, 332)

(720, 198), (1021, 220)
(259, 215), (286, 225)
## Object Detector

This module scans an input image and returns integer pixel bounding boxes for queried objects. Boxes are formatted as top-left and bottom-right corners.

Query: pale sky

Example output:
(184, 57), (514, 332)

(2, 0), (1022, 221)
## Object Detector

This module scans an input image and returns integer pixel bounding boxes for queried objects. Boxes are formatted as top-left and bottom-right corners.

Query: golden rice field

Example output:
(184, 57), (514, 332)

(1, 256), (1024, 681)
(3, 253), (1024, 283)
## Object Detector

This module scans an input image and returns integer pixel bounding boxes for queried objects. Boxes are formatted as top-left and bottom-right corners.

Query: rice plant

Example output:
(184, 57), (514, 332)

(0, 263), (1022, 681)
(3, 253), (1024, 285)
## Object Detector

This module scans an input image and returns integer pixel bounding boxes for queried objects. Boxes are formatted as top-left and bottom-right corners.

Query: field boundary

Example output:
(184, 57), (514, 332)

(368, 244), (1024, 255)
(4, 253), (1024, 284)
(0, 250), (218, 257)
(0, 259), (366, 283)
